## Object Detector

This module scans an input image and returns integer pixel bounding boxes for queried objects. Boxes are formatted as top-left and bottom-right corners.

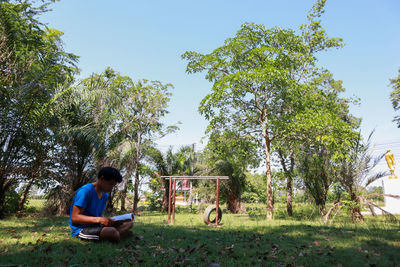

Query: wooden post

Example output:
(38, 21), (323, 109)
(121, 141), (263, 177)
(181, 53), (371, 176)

(168, 177), (172, 224)
(216, 176), (220, 226)
(172, 178), (176, 224)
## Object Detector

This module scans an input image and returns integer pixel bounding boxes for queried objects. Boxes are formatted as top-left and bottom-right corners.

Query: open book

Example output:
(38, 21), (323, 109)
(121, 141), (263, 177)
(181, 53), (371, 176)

(111, 213), (134, 222)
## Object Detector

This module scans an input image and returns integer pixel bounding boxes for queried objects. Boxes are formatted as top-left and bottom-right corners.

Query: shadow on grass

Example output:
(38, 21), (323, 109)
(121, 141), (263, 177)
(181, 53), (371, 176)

(1, 214), (399, 267)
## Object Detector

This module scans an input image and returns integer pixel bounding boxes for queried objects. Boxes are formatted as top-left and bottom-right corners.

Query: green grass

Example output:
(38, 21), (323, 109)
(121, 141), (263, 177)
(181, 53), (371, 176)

(0, 202), (399, 266)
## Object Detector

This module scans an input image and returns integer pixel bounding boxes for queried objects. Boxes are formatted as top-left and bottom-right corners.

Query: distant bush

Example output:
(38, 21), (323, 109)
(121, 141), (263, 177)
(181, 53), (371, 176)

(147, 193), (162, 211)
(241, 192), (263, 203)
(3, 189), (20, 215)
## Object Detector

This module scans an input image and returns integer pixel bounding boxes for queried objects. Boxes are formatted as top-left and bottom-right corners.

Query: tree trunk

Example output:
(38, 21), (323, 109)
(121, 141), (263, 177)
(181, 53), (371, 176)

(133, 166), (140, 213)
(189, 194), (193, 213)
(120, 170), (132, 211)
(18, 175), (35, 212)
(161, 178), (170, 212)
(227, 192), (241, 213)
(278, 149), (294, 217)
(120, 179), (128, 211)
(0, 176), (12, 218)
(0, 188), (5, 218)
(0, 174), (6, 217)
(132, 132), (141, 213)
(288, 151), (294, 216)
(319, 205), (326, 216)
(263, 127), (273, 220)
(350, 193), (364, 222)
(286, 176), (293, 216)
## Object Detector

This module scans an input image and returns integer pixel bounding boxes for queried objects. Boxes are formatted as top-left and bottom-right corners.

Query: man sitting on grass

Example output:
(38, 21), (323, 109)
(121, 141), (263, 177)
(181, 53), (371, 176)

(69, 167), (133, 242)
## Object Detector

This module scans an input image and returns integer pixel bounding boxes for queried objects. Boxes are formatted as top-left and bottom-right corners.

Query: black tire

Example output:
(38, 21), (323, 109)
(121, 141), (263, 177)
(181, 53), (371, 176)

(203, 205), (222, 224)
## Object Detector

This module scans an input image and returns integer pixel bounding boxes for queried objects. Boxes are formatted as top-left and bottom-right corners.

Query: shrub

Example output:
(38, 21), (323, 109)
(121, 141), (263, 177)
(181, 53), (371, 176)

(3, 189), (20, 215)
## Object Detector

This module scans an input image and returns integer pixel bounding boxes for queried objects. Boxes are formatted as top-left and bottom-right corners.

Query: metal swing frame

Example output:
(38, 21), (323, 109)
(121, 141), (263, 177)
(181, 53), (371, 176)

(161, 176), (229, 225)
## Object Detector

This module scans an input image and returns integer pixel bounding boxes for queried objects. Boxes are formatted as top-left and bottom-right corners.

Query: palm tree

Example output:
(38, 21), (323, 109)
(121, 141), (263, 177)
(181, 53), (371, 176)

(45, 69), (127, 214)
(325, 131), (388, 223)
(146, 146), (198, 211)
(106, 139), (136, 211)
(203, 131), (259, 213)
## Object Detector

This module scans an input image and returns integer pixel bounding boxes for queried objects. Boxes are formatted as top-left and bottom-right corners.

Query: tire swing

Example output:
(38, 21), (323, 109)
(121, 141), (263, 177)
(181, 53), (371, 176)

(203, 205), (222, 225)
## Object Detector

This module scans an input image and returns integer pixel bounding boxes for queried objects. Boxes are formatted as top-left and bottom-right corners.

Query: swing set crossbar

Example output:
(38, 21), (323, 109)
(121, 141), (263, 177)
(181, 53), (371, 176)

(161, 176), (229, 180)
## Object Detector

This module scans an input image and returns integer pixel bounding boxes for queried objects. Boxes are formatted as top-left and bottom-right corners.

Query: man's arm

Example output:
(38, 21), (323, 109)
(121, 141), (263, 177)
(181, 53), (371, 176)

(70, 205), (115, 226)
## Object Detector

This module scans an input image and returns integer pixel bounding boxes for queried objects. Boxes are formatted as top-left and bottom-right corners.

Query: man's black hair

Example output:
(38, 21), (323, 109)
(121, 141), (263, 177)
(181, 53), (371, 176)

(98, 167), (123, 183)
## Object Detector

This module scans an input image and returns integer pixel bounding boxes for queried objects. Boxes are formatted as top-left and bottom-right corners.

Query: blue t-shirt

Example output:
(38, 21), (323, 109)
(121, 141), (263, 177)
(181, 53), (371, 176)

(68, 183), (109, 237)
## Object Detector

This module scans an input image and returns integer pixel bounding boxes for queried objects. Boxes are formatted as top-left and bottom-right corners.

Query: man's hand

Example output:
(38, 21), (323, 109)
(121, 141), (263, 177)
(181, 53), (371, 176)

(98, 217), (115, 226)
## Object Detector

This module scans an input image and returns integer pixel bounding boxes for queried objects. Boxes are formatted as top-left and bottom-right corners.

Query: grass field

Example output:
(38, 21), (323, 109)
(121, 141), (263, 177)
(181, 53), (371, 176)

(0, 201), (399, 266)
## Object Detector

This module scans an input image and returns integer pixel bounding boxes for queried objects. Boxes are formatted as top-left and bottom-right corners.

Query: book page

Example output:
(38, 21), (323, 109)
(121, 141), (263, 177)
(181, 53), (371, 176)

(111, 213), (134, 222)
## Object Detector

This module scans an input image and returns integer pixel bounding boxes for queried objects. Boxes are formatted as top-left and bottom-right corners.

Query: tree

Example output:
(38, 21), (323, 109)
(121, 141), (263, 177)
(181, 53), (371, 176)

(147, 146), (195, 211)
(182, 0), (344, 219)
(45, 68), (128, 214)
(85, 68), (137, 211)
(297, 145), (335, 215)
(390, 67), (400, 127)
(278, 71), (360, 215)
(333, 132), (387, 222)
(203, 131), (259, 213)
(45, 94), (98, 215)
(108, 78), (176, 213)
(0, 1), (78, 216)
(242, 173), (267, 204)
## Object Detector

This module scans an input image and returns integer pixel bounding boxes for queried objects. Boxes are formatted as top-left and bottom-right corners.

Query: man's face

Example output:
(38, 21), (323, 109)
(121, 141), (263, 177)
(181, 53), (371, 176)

(99, 177), (118, 193)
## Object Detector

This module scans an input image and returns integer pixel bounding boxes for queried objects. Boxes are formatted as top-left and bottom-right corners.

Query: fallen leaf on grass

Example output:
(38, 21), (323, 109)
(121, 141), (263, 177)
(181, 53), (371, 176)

(271, 244), (279, 251)
(220, 245), (234, 252)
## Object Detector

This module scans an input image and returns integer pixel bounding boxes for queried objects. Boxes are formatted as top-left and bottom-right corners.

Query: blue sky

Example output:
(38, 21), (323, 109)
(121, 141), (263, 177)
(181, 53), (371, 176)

(42, 0), (400, 172)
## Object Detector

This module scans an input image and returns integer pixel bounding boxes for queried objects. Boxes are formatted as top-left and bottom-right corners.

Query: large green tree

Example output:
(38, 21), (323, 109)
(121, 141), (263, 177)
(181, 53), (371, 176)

(46, 67), (142, 214)
(182, 0), (344, 219)
(0, 1), (77, 216)
(277, 71), (360, 215)
(45, 89), (98, 215)
(106, 77), (176, 213)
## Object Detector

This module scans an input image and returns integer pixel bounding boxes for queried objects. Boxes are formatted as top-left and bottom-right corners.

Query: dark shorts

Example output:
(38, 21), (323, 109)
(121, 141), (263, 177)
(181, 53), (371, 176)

(78, 224), (104, 241)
